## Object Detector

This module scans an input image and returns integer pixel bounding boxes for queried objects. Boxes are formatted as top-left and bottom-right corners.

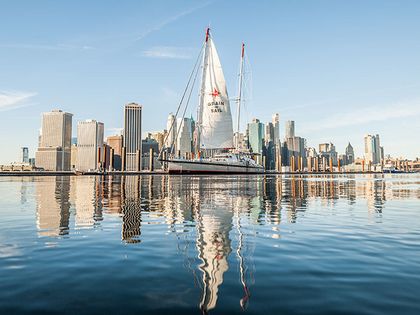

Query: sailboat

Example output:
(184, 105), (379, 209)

(162, 28), (264, 174)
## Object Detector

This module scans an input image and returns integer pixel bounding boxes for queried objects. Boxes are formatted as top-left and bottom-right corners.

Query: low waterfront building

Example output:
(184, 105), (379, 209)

(107, 135), (123, 171)
(35, 147), (63, 171)
(149, 131), (166, 152)
(319, 142), (338, 166)
(0, 163), (37, 172)
(71, 144), (77, 170)
(233, 132), (247, 151)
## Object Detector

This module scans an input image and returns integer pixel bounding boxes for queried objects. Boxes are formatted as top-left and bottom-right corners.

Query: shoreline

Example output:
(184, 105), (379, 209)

(0, 170), (413, 176)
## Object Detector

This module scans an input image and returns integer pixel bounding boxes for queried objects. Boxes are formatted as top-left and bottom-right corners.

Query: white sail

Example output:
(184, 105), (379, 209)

(199, 34), (234, 149)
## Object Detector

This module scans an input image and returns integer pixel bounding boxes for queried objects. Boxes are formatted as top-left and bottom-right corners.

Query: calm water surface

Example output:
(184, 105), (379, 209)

(0, 174), (419, 314)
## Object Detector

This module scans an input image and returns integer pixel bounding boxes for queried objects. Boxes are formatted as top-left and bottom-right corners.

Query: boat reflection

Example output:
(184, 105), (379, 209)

(30, 174), (419, 312)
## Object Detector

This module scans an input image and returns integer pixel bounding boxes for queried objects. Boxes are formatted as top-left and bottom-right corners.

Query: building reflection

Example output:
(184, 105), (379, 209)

(34, 174), (412, 239)
(19, 177), (33, 205)
(72, 177), (95, 228)
(36, 176), (71, 237)
(32, 173), (419, 312)
(120, 176), (142, 243)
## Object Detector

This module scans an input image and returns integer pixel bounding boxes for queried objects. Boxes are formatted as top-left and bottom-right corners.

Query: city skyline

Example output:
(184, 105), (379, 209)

(1, 0), (420, 164)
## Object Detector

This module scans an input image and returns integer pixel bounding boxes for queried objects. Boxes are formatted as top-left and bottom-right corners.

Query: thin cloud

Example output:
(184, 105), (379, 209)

(142, 46), (193, 59)
(282, 83), (420, 113)
(0, 2), (211, 53)
(0, 91), (37, 112)
(302, 100), (420, 132)
(135, 1), (212, 42)
(0, 43), (94, 51)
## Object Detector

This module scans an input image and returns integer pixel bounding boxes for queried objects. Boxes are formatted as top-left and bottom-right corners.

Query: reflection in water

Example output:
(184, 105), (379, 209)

(31, 174), (419, 312)
(121, 176), (142, 243)
(36, 176), (71, 236)
(73, 177), (95, 228)
(194, 178), (233, 313)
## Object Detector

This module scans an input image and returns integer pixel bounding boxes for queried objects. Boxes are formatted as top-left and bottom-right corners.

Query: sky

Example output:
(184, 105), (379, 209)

(1, 0), (419, 164)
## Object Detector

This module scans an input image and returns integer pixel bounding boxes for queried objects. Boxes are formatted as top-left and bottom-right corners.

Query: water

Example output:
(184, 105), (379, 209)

(0, 174), (419, 315)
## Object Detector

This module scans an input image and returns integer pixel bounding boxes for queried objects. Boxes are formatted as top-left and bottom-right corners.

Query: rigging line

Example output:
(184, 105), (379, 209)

(158, 41), (205, 159)
(172, 51), (202, 155)
(169, 45), (204, 157)
(241, 50), (253, 130)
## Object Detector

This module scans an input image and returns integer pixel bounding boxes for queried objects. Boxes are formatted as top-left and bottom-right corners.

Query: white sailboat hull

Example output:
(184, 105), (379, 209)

(164, 159), (264, 174)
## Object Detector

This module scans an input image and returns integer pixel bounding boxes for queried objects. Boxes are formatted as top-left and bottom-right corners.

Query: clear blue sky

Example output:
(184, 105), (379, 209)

(1, 0), (419, 163)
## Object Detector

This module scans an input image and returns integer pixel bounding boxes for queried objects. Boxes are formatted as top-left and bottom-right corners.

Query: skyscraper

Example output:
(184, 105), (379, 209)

(285, 120), (295, 139)
(248, 118), (265, 156)
(374, 134), (382, 164)
(165, 113), (177, 151)
(286, 136), (306, 165)
(272, 113), (280, 144)
(76, 120), (104, 171)
(176, 117), (192, 157)
(20, 147), (29, 163)
(271, 113), (281, 171)
(123, 103), (142, 171)
(282, 121), (306, 168)
(35, 109), (72, 171)
(364, 135), (375, 164)
(345, 142), (354, 165)
(364, 134), (383, 164)
(265, 122), (274, 144)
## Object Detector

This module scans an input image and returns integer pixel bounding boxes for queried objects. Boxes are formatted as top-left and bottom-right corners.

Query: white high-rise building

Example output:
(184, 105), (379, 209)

(364, 135), (375, 164)
(165, 113), (177, 151)
(176, 117), (192, 157)
(123, 103), (142, 171)
(76, 120), (104, 171)
(35, 109), (73, 171)
(364, 134), (383, 164)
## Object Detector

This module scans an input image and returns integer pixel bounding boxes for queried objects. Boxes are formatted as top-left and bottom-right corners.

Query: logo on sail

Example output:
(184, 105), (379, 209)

(210, 88), (220, 97)
(208, 88), (224, 112)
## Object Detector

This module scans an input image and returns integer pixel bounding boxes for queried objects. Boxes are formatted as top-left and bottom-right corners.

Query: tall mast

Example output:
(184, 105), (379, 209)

(236, 43), (245, 149)
(196, 27), (210, 152)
